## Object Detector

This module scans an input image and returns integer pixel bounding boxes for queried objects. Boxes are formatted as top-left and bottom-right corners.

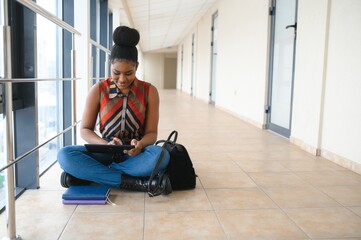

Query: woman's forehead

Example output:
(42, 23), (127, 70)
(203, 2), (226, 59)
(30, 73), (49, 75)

(112, 60), (136, 71)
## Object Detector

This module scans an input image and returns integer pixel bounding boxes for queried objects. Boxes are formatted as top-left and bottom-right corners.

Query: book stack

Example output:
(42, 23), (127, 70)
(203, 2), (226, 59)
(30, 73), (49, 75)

(62, 185), (111, 205)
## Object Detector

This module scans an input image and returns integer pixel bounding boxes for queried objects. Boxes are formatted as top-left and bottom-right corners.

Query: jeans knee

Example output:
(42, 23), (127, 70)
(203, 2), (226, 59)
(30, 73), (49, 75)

(57, 145), (79, 171)
(145, 145), (170, 170)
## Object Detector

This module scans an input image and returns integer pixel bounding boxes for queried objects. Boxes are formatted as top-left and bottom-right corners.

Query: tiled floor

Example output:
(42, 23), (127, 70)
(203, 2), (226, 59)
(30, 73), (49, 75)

(1, 89), (361, 239)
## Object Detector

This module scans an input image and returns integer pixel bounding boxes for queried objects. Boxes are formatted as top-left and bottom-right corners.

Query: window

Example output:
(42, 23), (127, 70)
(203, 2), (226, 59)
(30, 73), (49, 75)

(0, 0), (7, 209)
(91, 0), (111, 84)
(36, 0), (62, 173)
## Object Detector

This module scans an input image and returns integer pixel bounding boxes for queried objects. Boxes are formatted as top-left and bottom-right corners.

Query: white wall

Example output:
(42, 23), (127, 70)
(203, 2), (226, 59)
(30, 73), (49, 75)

(292, 0), (361, 170)
(291, 0), (330, 153)
(178, 0), (269, 125)
(216, 0), (269, 126)
(177, 0), (361, 172)
(321, 0), (361, 167)
(142, 53), (164, 89)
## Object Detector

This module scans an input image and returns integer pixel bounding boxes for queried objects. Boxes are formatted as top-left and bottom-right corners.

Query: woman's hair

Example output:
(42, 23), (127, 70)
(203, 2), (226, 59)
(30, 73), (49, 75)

(110, 26), (140, 64)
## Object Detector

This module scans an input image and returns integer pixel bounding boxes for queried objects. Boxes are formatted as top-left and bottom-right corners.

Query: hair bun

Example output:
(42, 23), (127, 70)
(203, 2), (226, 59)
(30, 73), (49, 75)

(113, 26), (140, 47)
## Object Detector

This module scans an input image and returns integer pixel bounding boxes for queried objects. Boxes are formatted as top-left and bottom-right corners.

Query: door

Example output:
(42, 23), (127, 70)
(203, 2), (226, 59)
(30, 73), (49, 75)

(180, 45), (184, 90)
(191, 33), (195, 95)
(210, 11), (218, 104)
(267, 0), (298, 137)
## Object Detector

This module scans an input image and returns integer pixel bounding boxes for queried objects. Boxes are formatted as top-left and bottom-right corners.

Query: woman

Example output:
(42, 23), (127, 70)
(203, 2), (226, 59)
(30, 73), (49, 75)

(57, 26), (171, 195)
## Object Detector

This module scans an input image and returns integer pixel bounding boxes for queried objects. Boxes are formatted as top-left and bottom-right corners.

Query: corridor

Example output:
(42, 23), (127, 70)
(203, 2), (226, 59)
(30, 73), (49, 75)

(1, 90), (361, 239)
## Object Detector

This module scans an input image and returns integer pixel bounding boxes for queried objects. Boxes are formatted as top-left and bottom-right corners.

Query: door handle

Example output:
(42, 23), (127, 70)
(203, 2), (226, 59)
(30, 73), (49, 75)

(286, 23), (297, 30)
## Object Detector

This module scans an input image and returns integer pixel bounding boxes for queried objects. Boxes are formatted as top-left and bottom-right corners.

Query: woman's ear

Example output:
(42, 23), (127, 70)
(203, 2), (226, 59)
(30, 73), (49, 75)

(135, 62), (139, 71)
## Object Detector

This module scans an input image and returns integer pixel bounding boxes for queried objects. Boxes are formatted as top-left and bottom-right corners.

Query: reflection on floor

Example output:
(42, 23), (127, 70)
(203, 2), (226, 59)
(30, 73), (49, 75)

(1, 90), (361, 239)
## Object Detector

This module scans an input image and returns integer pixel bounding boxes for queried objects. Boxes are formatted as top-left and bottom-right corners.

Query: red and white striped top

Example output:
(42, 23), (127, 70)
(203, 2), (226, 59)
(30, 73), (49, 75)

(98, 77), (150, 144)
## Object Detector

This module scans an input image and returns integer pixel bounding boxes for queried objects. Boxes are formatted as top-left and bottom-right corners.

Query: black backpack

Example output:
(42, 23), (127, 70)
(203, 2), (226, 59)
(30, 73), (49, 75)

(155, 130), (196, 190)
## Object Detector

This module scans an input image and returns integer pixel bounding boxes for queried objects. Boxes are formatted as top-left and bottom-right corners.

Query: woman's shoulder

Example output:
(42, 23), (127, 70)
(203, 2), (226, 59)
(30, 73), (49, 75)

(98, 78), (112, 88)
(134, 78), (151, 87)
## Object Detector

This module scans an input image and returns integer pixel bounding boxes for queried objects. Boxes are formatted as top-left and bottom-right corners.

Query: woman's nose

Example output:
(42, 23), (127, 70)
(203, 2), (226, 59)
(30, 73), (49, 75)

(118, 74), (125, 82)
(114, 74), (123, 82)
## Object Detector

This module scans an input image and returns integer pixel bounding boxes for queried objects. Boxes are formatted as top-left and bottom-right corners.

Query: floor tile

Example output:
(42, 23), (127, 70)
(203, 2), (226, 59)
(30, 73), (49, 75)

(191, 151), (232, 161)
(280, 158), (347, 171)
(320, 186), (361, 207)
(342, 171), (361, 183)
(235, 159), (290, 172)
(145, 188), (212, 212)
(75, 190), (145, 212)
(14, 212), (71, 240)
(144, 211), (226, 240)
(207, 188), (277, 210)
(295, 171), (361, 186)
(312, 238), (361, 240)
(217, 209), (308, 239)
(228, 150), (279, 161)
(263, 186), (341, 208)
(15, 190), (76, 214)
(350, 207), (361, 217)
(193, 160), (243, 173)
(60, 212), (144, 240)
(285, 207), (361, 239)
(248, 172), (309, 187)
(39, 163), (64, 191)
(199, 172), (257, 188)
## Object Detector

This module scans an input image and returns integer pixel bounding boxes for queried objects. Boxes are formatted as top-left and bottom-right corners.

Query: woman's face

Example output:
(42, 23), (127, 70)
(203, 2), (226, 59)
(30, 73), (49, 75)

(111, 60), (138, 92)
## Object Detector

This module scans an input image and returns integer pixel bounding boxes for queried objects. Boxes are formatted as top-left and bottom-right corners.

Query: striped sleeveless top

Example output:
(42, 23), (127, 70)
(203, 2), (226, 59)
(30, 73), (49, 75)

(98, 77), (150, 144)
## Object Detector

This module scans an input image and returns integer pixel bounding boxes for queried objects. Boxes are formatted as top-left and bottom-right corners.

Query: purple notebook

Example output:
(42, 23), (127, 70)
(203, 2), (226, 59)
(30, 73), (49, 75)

(62, 199), (107, 205)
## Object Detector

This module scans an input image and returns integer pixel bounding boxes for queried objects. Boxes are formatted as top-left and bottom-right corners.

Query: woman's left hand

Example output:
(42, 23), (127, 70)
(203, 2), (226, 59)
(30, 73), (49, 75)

(124, 139), (143, 156)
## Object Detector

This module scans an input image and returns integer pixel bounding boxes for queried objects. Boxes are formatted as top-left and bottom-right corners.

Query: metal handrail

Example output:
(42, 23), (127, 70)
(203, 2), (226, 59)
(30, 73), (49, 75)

(90, 39), (111, 54)
(0, 77), (81, 83)
(16, 0), (81, 36)
(0, 121), (81, 173)
(89, 39), (111, 82)
(2, 1), (82, 239)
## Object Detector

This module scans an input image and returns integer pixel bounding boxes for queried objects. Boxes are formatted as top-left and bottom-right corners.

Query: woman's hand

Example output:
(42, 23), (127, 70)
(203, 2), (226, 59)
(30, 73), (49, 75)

(108, 137), (123, 145)
(125, 139), (143, 156)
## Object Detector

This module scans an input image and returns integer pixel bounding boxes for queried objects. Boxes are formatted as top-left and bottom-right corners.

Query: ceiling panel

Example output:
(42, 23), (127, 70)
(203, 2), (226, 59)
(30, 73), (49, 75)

(109, 0), (216, 52)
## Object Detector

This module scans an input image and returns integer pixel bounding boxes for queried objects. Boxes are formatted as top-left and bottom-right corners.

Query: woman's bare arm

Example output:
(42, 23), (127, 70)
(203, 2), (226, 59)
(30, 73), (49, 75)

(80, 83), (108, 144)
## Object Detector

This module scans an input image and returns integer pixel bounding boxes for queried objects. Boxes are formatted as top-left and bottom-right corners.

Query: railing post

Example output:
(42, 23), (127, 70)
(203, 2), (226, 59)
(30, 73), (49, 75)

(3, 0), (21, 239)
(71, 33), (77, 145)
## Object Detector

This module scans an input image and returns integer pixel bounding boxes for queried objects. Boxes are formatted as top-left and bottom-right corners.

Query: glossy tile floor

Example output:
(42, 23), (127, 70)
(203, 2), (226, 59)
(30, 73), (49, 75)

(1, 90), (361, 239)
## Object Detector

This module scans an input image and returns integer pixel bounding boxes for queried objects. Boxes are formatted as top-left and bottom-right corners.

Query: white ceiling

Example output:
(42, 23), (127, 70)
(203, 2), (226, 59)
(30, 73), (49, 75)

(109, 0), (216, 53)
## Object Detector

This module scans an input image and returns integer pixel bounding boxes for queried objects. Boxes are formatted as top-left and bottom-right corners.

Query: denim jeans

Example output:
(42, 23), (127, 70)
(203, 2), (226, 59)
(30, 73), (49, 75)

(57, 145), (169, 187)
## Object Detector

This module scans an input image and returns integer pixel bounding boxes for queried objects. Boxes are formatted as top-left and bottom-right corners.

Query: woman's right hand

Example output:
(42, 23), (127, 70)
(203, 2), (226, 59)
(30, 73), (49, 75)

(108, 137), (123, 145)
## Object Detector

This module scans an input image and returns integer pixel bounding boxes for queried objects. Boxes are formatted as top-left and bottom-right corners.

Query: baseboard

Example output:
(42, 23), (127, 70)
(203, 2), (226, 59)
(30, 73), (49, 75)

(290, 137), (319, 156)
(215, 105), (265, 129)
(321, 149), (361, 175)
(193, 94), (361, 175)
(290, 137), (361, 175)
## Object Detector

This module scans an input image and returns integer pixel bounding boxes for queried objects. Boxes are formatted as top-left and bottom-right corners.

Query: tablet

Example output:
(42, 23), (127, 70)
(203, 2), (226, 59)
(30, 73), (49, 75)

(84, 144), (135, 153)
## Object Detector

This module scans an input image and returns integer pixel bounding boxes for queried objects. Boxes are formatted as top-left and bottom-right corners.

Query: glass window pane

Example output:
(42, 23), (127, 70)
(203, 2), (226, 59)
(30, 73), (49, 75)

(0, 113), (4, 207)
(0, 0), (6, 206)
(36, 0), (62, 173)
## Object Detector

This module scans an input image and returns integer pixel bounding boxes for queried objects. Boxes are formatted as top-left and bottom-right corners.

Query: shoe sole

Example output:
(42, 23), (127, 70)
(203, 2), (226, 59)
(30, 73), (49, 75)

(60, 172), (69, 188)
(160, 174), (172, 195)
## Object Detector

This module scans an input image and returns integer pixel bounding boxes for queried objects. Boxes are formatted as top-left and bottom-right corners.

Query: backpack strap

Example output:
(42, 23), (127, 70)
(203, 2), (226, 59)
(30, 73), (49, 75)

(147, 148), (166, 196)
(167, 130), (178, 142)
(155, 130), (178, 146)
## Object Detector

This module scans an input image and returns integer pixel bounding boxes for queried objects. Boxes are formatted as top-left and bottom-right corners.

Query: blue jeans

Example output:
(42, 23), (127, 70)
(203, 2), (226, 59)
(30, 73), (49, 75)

(57, 145), (169, 187)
